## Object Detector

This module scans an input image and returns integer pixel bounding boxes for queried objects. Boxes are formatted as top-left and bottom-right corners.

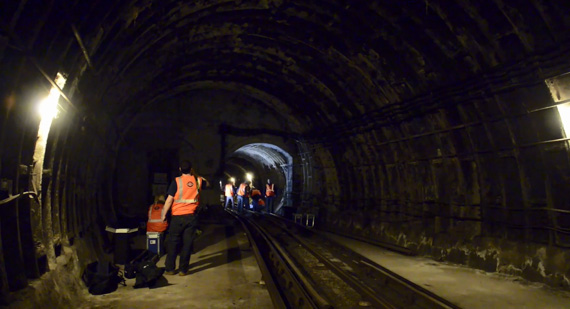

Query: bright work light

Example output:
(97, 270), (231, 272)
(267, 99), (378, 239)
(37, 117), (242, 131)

(38, 73), (66, 120)
(246, 173), (253, 182)
(558, 103), (570, 138)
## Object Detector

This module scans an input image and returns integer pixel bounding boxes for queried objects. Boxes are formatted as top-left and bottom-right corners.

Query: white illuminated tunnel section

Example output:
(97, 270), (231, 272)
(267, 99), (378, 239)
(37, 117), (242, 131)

(545, 73), (570, 138)
(234, 143), (293, 209)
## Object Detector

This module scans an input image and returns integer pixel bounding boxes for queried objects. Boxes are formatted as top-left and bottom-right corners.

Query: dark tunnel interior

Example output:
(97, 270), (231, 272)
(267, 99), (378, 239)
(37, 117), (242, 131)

(1, 0), (570, 306)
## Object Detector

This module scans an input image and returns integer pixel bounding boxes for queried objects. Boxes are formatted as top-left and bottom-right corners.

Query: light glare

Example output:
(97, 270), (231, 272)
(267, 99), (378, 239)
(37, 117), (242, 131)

(38, 89), (59, 119)
(37, 73), (66, 120)
(246, 173), (253, 182)
(558, 103), (570, 138)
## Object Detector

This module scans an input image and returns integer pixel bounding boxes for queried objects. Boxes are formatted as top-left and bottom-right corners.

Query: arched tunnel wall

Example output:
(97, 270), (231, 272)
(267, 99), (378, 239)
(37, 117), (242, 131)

(309, 62), (570, 287)
(1, 0), (570, 305)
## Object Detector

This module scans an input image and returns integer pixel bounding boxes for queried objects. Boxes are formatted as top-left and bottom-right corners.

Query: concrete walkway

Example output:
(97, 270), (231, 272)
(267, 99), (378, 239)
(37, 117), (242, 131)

(82, 222), (273, 309)
(325, 233), (570, 309)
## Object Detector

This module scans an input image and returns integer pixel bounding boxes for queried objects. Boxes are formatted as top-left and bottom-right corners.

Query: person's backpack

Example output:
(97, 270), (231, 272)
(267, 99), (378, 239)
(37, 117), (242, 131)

(82, 260), (125, 295)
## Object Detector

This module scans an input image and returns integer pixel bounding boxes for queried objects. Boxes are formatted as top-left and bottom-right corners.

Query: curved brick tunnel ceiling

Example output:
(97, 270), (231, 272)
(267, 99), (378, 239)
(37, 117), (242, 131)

(2, 0), (570, 302)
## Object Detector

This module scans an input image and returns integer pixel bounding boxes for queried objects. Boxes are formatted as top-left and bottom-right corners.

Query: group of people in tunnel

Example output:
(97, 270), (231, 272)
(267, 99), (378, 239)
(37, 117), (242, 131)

(145, 159), (277, 276)
(222, 178), (276, 214)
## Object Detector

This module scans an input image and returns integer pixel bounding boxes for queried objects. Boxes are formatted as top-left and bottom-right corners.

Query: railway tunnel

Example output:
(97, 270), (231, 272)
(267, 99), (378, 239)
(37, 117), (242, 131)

(1, 0), (570, 307)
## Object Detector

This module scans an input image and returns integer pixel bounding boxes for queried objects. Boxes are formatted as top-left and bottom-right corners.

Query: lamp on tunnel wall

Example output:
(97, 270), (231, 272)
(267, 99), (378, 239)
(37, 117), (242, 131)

(31, 73), (66, 207)
(27, 72), (67, 267)
(557, 103), (570, 138)
(545, 73), (570, 138)
(37, 73), (65, 120)
(246, 173), (253, 183)
(33, 73), (66, 184)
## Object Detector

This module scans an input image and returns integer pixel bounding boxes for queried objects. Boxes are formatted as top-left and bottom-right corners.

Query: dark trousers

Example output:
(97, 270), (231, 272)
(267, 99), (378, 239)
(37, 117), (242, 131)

(224, 196), (234, 209)
(237, 195), (245, 213)
(165, 214), (197, 272)
(266, 196), (275, 213)
(251, 197), (261, 211)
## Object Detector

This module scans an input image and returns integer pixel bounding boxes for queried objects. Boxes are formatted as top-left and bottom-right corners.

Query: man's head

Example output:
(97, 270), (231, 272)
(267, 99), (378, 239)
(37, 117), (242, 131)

(267, 179), (271, 184)
(179, 160), (192, 174)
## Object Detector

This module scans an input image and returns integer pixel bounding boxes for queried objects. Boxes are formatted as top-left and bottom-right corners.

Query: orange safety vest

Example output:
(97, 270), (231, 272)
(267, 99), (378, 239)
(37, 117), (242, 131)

(225, 183), (234, 197)
(251, 189), (261, 197)
(147, 203), (168, 232)
(266, 183), (275, 197)
(258, 199), (265, 207)
(172, 174), (201, 216)
(237, 183), (247, 196)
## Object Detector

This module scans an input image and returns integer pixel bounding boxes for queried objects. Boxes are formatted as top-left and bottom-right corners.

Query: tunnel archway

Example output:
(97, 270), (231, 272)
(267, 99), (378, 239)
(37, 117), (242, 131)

(225, 143), (293, 212)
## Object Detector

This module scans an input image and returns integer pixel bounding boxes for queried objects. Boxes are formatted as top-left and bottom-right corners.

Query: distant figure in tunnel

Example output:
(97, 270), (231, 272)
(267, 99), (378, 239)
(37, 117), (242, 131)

(161, 160), (204, 276)
(222, 179), (236, 210)
(265, 179), (276, 213)
(236, 180), (251, 213)
(250, 186), (262, 211)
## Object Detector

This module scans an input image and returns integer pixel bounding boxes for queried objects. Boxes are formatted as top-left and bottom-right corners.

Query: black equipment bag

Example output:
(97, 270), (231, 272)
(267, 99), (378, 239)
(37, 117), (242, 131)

(124, 262), (137, 279)
(82, 260), (124, 295)
(128, 250), (164, 289)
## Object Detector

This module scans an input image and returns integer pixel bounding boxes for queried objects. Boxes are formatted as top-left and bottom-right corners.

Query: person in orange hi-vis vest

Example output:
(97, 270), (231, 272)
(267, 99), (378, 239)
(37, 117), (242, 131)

(236, 180), (251, 213)
(222, 179), (236, 210)
(147, 195), (168, 233)
(265, 179), (277, 213)
(147, 194), (168, 256)
(161, 160), (205, 276)
(251, 187), (262, 212)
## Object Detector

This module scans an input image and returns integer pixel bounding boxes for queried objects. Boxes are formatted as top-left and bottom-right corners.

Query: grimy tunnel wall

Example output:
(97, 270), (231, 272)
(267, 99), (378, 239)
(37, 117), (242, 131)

(1, 0), (570, 305)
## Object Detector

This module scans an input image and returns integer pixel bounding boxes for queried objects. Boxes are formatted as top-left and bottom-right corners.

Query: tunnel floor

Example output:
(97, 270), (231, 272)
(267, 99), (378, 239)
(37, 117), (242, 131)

(325, 233), (570, 308)
(74, 210), (570, 309)
(80, 221), (272, 309)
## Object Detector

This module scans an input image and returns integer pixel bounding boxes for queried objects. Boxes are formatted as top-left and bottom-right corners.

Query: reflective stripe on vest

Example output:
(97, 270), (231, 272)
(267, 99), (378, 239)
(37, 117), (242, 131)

(174, 175), (201, 203)
(147, 203), (168, 232)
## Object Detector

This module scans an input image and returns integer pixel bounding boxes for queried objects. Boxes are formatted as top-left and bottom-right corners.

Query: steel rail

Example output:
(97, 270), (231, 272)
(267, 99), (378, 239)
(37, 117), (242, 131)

(265, 215), (396, 308)
(250, 218), (332, 309)
(232, 211), (331, 308)
(265, 214), (461, 308)
(231, 212), (287, 309)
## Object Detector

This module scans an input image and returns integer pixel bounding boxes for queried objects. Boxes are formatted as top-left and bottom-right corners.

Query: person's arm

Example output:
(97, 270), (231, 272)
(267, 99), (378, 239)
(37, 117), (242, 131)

(161, 180), (177, 221)
(202, 177), (210, 188)
(161, 195), (174, 221)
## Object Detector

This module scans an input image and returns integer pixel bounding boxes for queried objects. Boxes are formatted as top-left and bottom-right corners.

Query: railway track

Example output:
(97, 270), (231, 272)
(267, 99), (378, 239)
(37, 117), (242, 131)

(231, 210), (460, 309)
